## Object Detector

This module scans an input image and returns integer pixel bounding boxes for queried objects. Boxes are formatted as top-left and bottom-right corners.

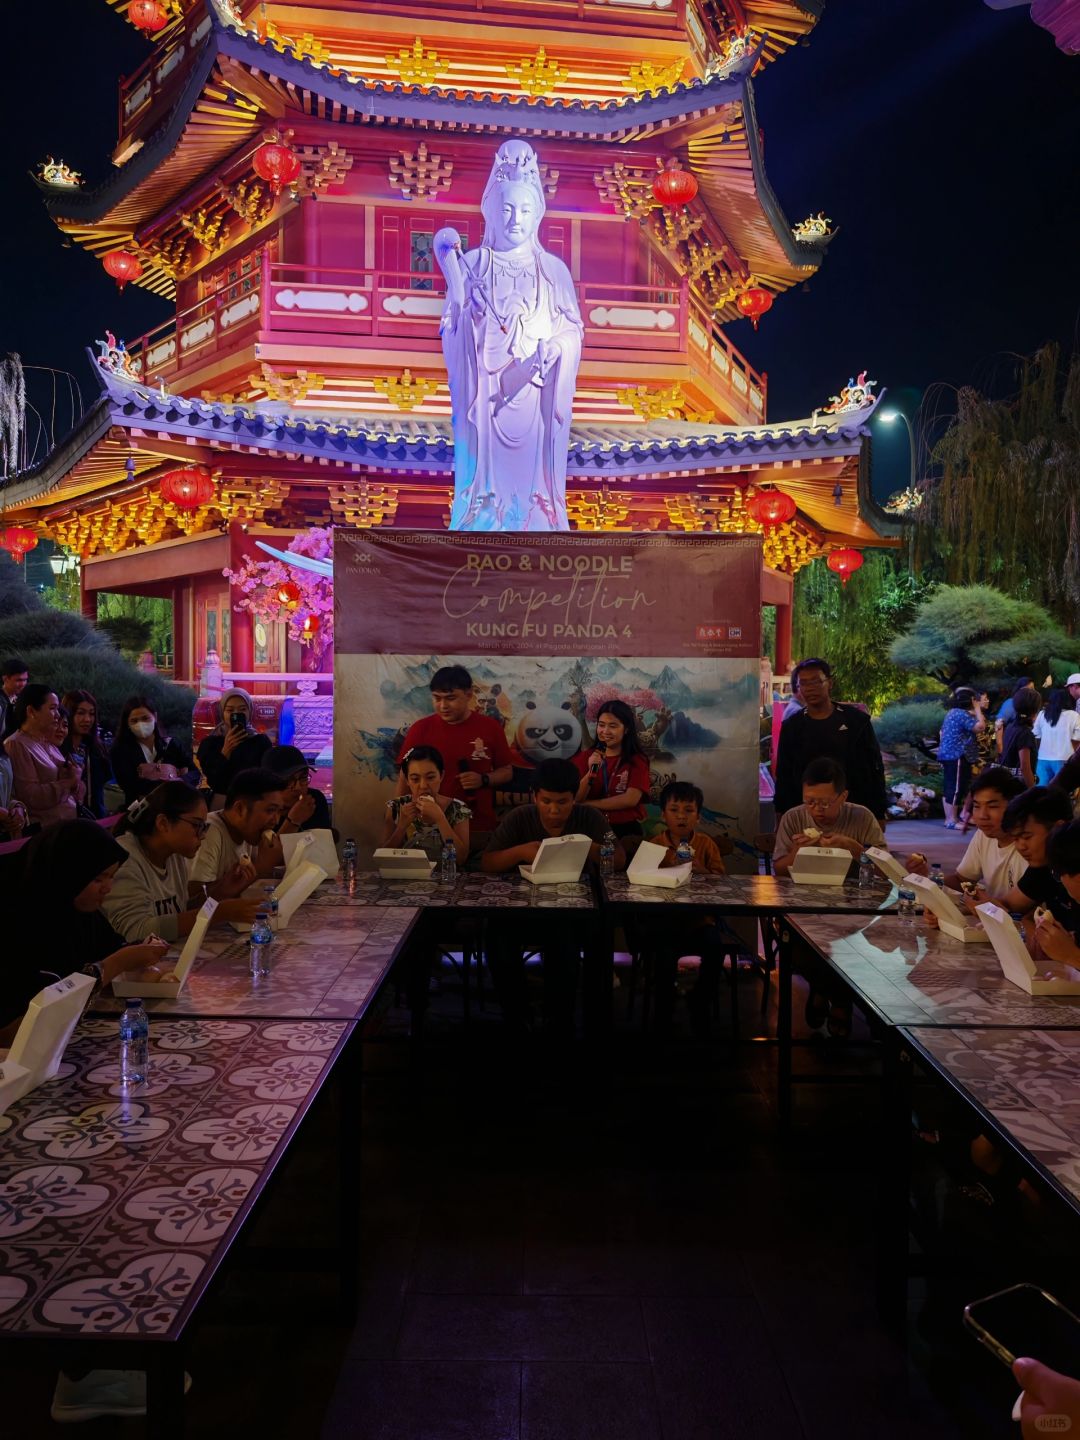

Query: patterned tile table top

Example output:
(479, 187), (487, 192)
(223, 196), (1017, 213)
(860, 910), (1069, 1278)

(311, 872), (596, 911)
(94, 905), (418, 1021)
(0, 1017), (350, 1339)
(899, 1026), (1080, 1212)
(792, 912), (1080, 1029)
(600, 872), (896, 914)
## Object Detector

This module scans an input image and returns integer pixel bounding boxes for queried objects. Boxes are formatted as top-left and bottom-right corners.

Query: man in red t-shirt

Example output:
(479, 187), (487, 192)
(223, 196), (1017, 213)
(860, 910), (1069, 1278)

(395, 665), (513, 832)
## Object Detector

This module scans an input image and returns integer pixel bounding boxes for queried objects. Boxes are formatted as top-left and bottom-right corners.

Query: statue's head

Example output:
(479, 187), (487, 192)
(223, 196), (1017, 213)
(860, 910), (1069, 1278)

(481, 141), (546, 250)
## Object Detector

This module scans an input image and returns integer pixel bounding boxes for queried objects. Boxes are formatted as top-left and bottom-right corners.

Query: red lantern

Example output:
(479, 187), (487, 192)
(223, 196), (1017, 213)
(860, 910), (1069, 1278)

(827, 548), (864, 586)
(1, 527), (38, 562)
(746, 488), (796, 528)
(253, 141), (302, 197)
(277, 580), (301, 609)
(652, 161), (698, 209)
(128, 0), (169, 33)
(102, 250), (143, 293)
(301, 612), (321, 636)
(735, 286), (773, 330)
(159, 465), (214, 509)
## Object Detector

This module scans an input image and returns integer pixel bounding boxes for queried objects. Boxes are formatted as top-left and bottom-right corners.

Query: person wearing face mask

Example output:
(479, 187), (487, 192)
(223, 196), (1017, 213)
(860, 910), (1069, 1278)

(196, 687), (272, 804)
(3, 684), (81, 828)
(0, 820), (172, 1044)
(110, 695), (199, 807)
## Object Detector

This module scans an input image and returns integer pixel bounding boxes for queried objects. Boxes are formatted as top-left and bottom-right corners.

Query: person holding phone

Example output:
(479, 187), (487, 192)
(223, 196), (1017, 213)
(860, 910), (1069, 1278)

(196, 687), (271, 802)
(1014, 1358), (1080, 1437)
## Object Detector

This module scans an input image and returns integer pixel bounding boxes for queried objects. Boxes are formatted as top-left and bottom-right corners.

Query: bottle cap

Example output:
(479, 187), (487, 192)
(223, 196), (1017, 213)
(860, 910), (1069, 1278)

(125, 998), (143, 1007)
(255, 910), (269, 919)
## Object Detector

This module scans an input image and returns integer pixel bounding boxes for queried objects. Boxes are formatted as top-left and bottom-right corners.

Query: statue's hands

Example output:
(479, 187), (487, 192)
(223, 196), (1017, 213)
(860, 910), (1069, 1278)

(434, 227), (466, 306)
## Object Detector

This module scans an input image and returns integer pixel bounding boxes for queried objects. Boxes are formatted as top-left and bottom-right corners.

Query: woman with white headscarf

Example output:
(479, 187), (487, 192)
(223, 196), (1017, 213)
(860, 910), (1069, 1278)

(435, 140), (583, 531)
(196, 686), (271, 802)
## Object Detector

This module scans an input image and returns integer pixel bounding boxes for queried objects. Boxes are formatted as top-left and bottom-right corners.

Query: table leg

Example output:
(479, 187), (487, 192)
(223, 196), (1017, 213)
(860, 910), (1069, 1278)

(877, 1029), (913, 1336)
(777, 917), (793, 1130)
(145, 1352), (186, 1440)
(336, 1032), (362, 1323)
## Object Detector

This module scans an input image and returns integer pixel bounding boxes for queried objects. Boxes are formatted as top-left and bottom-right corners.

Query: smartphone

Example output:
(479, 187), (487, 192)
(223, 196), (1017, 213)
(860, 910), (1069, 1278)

(230, 712), (246, 730)
(964, 1284), (1080, 1375)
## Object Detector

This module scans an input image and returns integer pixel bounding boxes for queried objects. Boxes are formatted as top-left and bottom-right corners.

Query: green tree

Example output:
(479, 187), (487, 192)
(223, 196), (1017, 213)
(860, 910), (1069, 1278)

(791, 551), (934, 711)
(889, 584), (1072, 688)
(96, 593), (173, 660)
(915, 344), (1080, 629)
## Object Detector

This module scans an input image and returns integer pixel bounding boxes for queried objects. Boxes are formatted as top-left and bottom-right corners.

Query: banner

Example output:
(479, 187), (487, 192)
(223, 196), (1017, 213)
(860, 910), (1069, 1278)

(334, 532), (762, 863)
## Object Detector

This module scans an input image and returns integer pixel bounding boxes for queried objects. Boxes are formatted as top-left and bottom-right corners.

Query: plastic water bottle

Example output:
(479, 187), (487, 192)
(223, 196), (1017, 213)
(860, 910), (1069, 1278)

(930, 863), (945, 890)
(261, 884), (280, 930)
(119, 999), (149, 1086)
(676, 838), (694, 867)
(440, 838), (457, 886)
(897, 887), (916, 919)
(600, 830), (616, 879)
(342, 838), (357, 884)
(1010, 911), (1027, 945)
(249, 911), (273, 978)
(858, 851), (876, 888)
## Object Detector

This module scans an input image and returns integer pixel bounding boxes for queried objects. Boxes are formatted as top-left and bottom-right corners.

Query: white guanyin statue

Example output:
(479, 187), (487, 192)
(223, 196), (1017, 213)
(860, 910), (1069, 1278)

(434, 140), (584, 532)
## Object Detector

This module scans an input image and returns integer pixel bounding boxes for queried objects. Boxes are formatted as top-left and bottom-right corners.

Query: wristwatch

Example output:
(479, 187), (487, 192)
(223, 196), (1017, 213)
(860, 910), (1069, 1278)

(81, 961), (105, 988)
(481, 773), (491, 788)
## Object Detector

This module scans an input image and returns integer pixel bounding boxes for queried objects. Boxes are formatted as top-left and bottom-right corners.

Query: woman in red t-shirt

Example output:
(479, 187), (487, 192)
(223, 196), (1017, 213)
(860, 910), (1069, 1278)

(573, 698), (651, 837)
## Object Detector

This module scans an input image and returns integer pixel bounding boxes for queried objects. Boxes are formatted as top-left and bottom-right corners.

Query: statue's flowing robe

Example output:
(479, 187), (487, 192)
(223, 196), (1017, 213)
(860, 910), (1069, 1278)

(440, 245), (583, 532)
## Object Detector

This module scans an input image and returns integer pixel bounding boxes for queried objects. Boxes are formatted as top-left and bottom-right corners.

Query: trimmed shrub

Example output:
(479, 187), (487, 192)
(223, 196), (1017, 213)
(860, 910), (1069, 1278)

(19, 647), (194, 742)
(0, 608), (110, 656)
(874, 699), (948, 755)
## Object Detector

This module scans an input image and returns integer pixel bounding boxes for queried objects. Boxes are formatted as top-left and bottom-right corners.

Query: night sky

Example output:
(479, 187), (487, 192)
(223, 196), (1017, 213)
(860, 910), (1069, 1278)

(2, 0), (1077, 500)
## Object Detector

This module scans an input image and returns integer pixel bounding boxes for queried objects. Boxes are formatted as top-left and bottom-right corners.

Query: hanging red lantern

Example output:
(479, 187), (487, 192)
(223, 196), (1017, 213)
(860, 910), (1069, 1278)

(1, 527), (38, 562)
(159, 465), (214, 510)
(735, 286), (773, 329)
(827, 548), (864, 586)
(128, 0), (169, 33)
(102, 250), (143, 293)
(301, 612), (321, 636)
(277, 580), (301, 609)
(253, 140), (302, 197)
(652, 161), (698, 209)
(746, 488), (796, 528)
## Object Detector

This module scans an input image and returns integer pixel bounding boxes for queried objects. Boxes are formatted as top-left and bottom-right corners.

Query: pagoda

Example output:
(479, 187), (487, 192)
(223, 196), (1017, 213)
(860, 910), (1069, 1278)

(2, 0), (899, 686)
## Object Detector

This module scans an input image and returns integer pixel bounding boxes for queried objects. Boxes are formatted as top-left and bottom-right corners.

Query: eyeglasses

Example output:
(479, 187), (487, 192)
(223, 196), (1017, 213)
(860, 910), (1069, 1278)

(177, 817), (209, 837)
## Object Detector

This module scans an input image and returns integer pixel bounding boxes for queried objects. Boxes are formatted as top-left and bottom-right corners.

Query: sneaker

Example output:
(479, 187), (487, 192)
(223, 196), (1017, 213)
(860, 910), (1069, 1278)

(51, 1369), (191, 1423)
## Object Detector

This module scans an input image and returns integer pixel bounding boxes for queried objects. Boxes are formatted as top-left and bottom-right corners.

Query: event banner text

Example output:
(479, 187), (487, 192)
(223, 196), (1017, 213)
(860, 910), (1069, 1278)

(335, 532), (762, 660)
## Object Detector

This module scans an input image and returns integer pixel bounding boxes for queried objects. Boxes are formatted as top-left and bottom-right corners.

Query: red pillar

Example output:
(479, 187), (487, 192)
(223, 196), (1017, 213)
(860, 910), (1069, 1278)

(228, 523), (254, 675)
(80, 571), (97, 623)
(775, 602), (793, 677)
(171, 583), (187, 683)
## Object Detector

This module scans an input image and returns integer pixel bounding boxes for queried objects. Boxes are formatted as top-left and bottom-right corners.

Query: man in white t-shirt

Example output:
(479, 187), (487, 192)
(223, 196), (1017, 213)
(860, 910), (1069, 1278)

(190, 769), (287, 887)
(911, 766), (1027, 897)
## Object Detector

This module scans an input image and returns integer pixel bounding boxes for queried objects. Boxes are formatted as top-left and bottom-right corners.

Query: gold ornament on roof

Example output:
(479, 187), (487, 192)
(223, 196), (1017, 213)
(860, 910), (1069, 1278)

(793, 212), (834, 244)
(537, 163), (559, 198)
(566, 488), (632, 531)
(372, 369), (440, 411)
(619, 383), (685, 421)
(648, 206), (704, 250)
(387, 38), (449, 88)
(144, 232), (193, 280)
(329, 481), (400, 528)
(593, 163), (655, 223)
(37, 157), (82, 188)
(179, 207), (230, 255)
(293, 141), (354, 198)
(623, 58), (686, 97)
(261, 19), (329, 66)
(218, 178), (273, 226)
(705, 30), (758, 79)
(249, 363), (324, 406)
(505, 47), (563, 98)
(388, 143), (453, 202)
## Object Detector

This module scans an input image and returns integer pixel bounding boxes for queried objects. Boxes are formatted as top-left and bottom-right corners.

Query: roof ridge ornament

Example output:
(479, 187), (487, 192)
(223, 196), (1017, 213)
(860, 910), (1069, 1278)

(812, 372), (878, 424)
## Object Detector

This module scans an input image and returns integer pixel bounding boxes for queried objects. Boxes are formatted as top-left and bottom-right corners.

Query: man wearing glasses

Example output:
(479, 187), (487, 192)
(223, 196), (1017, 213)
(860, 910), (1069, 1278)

(774, 657), (888, 824)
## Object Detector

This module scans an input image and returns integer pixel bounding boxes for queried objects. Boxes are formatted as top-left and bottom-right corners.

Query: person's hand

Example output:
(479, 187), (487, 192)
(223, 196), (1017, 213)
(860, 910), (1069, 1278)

(458, 769), (483, 792)
(517, 841), (543, 864)
(157, 763), (178, 782)
(905, 853), (930, 877)
(136, 761), (157, 780)
(588, 749), (604, 774)
(1013, 1357), (1080, 1438)
(60, 760), (81, 792)
(1034, 914), (1080, 965)
(109, 939), (170, 976)
(819, 833), (863, 858)
(222, 726), (246, 757)
(397, 799), (420, 826)
(923, 908), (940, 930)
(287, 792), (316, 827)
(217, 897), (263, 927)
(413, 795), (441, 825)
(213, 859), (257, 898)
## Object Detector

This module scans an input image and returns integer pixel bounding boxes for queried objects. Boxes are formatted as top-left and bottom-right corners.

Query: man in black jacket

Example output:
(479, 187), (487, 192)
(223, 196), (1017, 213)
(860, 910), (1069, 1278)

(1, 657), (29, 743)
(774, 658), (888, 824)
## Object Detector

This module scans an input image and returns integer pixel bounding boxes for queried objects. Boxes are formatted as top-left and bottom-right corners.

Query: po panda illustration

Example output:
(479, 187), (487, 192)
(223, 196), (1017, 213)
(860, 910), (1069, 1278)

(514, 701), (582, 767)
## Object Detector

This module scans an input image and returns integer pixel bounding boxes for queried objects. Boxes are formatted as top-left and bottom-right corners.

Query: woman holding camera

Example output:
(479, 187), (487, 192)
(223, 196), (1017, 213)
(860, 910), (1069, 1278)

(196, 687), (271, 802)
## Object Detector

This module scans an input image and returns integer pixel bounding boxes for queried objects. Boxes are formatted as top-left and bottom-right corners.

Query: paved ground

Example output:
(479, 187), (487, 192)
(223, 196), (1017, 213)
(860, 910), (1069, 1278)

(882, 817), (975, 871)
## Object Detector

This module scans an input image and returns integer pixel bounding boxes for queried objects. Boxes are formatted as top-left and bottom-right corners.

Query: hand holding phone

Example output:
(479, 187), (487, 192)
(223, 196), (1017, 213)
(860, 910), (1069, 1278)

(965, 1283), (1080, 1377)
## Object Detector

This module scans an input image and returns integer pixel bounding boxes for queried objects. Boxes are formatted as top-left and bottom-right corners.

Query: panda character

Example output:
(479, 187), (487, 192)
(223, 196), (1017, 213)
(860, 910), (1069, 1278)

(513, 701), (582, 770)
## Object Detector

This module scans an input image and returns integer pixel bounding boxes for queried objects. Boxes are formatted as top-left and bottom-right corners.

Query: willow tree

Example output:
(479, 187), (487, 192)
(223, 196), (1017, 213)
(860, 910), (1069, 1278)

(916, 344), (1080, 630)
(791, 550), (932, 711)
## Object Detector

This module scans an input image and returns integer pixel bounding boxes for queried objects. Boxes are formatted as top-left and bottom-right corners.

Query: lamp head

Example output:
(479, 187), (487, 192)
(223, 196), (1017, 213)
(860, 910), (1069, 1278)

(879, 409), (900, 424)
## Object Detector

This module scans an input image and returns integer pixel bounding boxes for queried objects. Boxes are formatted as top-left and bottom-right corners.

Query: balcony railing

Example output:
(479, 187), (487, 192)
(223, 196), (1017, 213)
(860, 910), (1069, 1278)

(124, 250), (766, 421)
(117, 4), (216, 150)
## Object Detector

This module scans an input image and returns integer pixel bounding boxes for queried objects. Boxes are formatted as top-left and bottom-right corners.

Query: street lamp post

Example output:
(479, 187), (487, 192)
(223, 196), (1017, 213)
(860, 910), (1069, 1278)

(879, 408), (917, 567)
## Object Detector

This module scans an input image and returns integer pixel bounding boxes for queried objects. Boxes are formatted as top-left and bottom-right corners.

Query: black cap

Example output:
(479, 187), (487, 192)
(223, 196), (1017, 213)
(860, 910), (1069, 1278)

(264, 744), (313, 780)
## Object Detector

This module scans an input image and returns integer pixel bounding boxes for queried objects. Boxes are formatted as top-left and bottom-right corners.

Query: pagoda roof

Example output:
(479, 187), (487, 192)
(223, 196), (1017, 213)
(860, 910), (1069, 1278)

(42, 2), (828, 299)
(0, 357), (900, 547)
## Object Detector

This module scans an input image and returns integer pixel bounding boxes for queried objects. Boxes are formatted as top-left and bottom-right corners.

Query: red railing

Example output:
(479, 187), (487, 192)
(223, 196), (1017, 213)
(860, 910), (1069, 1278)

(124, 250), (766, 420)
(116, 2), (219, 149)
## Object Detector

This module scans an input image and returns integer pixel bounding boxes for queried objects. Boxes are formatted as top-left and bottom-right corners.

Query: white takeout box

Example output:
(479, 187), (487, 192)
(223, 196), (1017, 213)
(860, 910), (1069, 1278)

(282, 828), (339, 879)
(374, 847), (437, 880)
(977, 901), (1080, 995)
(627, 840), (692, 890)
(865, 846), (910, 887)
(906, 873), (988, 943)
(113, 898), (218, 999)
(0, 971), (95, 1112)
(790, 845), (852, 886)
(520, 833), (593, 885)
(273, 860), (327, 927)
